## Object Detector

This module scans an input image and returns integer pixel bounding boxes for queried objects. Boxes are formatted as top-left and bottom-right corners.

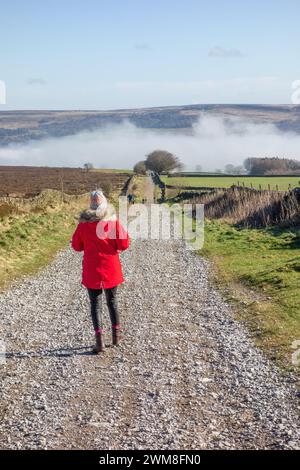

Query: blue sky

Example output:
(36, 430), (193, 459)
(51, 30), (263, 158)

(0, 0), (300, 109)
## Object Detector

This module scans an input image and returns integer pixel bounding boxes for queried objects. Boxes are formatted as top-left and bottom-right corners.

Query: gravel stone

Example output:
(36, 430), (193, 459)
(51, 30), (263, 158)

(0, 237), (300, 449)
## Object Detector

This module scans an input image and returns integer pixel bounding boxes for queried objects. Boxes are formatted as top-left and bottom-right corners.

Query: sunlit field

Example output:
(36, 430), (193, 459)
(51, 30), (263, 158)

(162, 176), (300, 191)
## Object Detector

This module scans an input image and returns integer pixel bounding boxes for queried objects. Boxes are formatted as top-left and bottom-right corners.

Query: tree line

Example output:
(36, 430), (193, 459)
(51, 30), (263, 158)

(244, 157), (300, 175)
(134, 152), (300, 176)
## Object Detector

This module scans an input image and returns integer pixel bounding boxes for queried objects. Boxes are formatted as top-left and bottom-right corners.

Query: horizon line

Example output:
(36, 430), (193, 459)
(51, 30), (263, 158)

(0, 103), (299, 113)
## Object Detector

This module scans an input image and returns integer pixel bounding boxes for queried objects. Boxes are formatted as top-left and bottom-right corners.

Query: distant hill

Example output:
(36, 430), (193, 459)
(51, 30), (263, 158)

(0, 104), (300, 146)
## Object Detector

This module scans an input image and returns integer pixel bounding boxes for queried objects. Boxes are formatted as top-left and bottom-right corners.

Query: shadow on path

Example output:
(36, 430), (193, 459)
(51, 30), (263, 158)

(6, 345), (95, 359)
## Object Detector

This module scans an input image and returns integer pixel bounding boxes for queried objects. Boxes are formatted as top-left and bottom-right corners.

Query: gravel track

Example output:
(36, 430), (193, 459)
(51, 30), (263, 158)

(0, 236), (300, 449)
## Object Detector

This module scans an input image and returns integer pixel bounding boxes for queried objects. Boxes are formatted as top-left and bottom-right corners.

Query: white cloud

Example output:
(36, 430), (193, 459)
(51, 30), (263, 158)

(134, 43), (151, 50)
(27, 78), (47, 86)
(209, 46), (245, 58)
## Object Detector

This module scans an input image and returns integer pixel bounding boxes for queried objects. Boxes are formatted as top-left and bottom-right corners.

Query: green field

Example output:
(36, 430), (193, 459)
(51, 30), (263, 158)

(162, 176), (300, 191)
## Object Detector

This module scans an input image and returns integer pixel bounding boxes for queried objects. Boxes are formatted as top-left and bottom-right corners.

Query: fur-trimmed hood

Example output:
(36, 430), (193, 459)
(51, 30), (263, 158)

(79, 203), (117, 223)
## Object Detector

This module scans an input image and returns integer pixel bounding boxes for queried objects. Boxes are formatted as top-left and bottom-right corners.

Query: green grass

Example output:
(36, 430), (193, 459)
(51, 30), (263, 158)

(162, 176), (300, 191)
(0, 189), (122, 290)
(201, 220), (300, 369)
(0, 210), (78, 290)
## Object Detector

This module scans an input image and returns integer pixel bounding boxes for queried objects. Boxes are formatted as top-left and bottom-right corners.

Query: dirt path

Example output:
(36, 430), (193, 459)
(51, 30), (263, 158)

(0, 181), (300, 449)
(143, 174), (155, 203)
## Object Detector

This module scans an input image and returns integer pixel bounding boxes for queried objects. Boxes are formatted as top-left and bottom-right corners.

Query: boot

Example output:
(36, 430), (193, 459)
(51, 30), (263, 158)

(112, 327), (121, 346)
(92, 332), (105, 353)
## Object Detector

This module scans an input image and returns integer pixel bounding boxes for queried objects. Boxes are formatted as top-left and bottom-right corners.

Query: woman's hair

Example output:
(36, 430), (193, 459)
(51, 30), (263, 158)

(90, 190), (107, 210)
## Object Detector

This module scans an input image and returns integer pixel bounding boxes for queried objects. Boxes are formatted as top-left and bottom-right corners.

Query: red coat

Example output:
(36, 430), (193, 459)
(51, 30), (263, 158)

(71, 210), (130, 289)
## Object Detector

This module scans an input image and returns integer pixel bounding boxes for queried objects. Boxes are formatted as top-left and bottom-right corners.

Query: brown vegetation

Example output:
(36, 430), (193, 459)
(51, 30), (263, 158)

(0, 166), (130, 198)
(133, 161), (147, 175)
(191, 187), (300, 227)
(244, 157), (300, 176)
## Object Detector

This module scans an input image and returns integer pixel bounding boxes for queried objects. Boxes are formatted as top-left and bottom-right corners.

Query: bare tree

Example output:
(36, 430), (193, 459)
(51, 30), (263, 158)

(133, 161), (147, 174)
(145, 150), (181, 174)
(83, 162), (94, 172)
(225, 164), (236, 174)
(225, 163), (246, 175)
(244, 157), (300, 175)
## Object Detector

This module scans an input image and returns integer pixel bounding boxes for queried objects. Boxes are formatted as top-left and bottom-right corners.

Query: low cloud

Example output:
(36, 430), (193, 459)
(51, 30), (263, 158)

(1, 115), (300, 171)
(209, 46), (245, 58)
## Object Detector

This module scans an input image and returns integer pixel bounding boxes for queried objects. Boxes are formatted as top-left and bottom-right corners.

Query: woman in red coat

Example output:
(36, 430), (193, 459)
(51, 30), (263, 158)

(71, 190), (130, 353)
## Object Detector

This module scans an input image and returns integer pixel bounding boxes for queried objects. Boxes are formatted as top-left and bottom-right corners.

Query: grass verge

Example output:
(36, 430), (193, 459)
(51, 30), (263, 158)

(201, 220), (300, 374)
(0, 198), (86, 291)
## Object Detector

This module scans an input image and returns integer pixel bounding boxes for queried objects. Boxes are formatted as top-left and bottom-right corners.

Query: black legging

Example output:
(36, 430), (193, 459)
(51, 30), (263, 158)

(87, 287), (119, 331)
